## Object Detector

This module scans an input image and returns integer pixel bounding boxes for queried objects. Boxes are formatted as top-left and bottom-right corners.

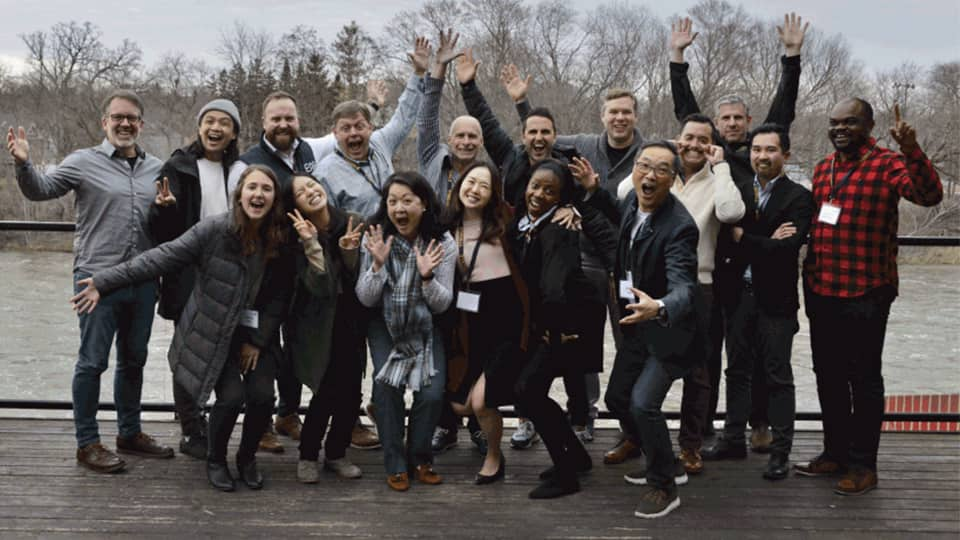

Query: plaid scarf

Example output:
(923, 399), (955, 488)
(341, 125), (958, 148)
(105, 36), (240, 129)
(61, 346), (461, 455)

(376, 235), (436, 391)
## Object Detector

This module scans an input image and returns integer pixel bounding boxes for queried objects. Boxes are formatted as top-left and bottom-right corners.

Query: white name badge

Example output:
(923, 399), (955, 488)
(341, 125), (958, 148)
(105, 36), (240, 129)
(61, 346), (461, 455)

(818, 203), (841, 225)
(619, 271), (636, 301)
(456, 291), (481, 313)
(239, 309), (259, 329)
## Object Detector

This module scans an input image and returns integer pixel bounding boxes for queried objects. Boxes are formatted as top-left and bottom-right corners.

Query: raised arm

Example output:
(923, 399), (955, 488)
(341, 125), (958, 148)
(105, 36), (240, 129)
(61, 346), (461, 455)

(418, 29), (463, 175)
(8, 127), (81, 200)
(669, 17), (702, 122)
(457, 48), (516, 167)
(500, 63), (533, 121)
(371, 37), (429, 156)
(764, 13), (807, 129)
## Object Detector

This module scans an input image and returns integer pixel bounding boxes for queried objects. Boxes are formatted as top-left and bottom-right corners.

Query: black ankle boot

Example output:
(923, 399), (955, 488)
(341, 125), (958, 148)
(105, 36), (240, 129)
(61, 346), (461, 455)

(236, 456), (263, 490)
(207, 461), (235, 492)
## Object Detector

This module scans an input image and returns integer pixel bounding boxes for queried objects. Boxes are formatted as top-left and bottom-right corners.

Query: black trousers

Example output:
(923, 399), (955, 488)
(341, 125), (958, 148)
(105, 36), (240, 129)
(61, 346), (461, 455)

(207, 335), (277, 465)
(723, 286), (798, 456)
(806, 285), (894, 471)
(677, 284), (714, 451)
(171, 315), (205, 438)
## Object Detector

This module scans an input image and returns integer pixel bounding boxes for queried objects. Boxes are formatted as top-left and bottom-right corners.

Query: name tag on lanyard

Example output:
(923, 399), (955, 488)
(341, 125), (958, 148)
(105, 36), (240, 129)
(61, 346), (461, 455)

(619, 271), (636, 301)
(239, 309), (259, 329)
(456, 291), (481, 313)
(818, 203), (841, 225)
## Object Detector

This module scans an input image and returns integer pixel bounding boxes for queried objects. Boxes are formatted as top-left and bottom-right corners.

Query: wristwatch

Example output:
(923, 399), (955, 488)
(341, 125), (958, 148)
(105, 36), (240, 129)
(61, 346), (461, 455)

(656, 299), (667, 322)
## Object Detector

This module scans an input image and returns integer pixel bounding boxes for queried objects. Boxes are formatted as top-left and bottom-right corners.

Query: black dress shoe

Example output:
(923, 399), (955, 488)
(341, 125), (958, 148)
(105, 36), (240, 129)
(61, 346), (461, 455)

(763, 453), (790, 481)
(529, 475), (580, 499)
(702, 436), (747, 460)
(207, 461), (235, 492)
(475, 456), (506, 485)
(236, 457), (264, 490)
(538, 458), (593, 480)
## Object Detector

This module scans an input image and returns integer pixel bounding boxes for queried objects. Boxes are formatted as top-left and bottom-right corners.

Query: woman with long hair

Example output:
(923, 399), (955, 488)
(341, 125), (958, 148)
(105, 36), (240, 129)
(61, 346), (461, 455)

(282, 173), (367, 483)
(509, 158), (609, 499)
(441, 161), (530, 483)
(71, 165), (292, 492)
(355, 171), (457, 492)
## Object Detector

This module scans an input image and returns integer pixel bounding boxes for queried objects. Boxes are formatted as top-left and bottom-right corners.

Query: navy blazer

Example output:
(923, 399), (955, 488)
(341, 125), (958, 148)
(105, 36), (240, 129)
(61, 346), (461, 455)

(615, 192), (703, 366)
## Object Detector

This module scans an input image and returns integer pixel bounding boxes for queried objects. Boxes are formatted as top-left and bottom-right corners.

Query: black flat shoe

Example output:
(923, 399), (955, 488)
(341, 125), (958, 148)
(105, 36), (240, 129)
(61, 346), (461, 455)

(763, 453), (790, 481)
(237, 457), (264, 490)
(538, 458), (593, 480)
(475, 456), (506, 485)
(207, 461), (235, 492)
(528, 475), (580, 499)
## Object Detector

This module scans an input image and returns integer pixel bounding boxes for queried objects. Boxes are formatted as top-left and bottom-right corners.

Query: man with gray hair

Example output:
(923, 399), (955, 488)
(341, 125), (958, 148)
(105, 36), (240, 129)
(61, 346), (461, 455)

(669, 13), (808, 453)
(7, 89), (173, 473)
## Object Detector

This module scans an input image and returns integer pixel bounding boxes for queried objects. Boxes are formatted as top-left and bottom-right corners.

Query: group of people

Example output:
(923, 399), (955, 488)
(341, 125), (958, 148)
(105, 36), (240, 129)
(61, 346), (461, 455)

(5, 13), (943, 520)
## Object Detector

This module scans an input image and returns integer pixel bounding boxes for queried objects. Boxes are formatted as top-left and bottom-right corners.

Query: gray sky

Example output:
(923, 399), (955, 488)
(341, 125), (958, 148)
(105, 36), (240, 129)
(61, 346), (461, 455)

(2, 0), (958, 75)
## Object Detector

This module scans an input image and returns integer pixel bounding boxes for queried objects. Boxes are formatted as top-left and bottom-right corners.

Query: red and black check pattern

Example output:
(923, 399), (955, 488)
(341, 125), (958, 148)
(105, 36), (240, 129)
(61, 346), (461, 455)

(804, 138), (943, 297)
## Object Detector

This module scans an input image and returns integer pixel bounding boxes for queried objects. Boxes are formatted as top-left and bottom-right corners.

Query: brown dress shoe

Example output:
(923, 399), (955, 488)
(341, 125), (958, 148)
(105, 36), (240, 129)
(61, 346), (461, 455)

(77, 442), (126, 473)
(351, 424), (382, 450)
(679, 448), (704, 474)
(750, 424), (773, 453)
(275, 414), (302, 441)
(604, 438), (642, 465)
(116, 433), (174, 458)
(414, 464), (443, 485)
(258, 426), (284, 453)
(834, 467), (878, 496)
(794, 453), (843, 477)
(387, 472), (410, 492)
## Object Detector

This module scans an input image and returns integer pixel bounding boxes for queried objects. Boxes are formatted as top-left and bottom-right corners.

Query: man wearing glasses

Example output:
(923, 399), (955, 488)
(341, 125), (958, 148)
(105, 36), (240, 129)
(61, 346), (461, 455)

(7, 90), (173, 473)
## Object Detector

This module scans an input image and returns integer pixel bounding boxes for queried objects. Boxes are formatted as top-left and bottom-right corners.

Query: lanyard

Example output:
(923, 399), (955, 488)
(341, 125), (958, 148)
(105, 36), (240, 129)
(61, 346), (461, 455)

(337, 150), (382, 197)
(829, 148), (873, 202)
(456, 225), (483, 290)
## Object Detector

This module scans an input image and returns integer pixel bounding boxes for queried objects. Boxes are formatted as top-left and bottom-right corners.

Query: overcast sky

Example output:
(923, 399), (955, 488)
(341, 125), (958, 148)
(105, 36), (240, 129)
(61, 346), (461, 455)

(2, 0), (957, 75)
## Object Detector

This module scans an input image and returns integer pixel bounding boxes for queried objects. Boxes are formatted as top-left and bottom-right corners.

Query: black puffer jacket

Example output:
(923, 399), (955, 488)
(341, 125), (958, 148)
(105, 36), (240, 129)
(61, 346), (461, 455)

(95, 214), (291, 403)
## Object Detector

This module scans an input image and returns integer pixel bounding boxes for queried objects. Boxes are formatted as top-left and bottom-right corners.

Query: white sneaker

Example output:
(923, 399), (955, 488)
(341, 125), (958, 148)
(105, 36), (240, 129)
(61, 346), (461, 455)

(297, 459), (320, 484)
(325, 457), (362, 479)
(511, 419), (540, 449)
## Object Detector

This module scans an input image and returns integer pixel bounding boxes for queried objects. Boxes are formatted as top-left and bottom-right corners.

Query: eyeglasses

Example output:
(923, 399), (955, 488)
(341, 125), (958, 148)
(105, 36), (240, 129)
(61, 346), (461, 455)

(634, 161), (674, 179)
(107, 114), (142, 124)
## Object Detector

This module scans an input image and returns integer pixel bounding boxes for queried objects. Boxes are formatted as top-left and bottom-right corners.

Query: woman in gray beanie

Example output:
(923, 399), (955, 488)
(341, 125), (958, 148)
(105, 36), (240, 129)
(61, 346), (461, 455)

(147, 98), (244, 460)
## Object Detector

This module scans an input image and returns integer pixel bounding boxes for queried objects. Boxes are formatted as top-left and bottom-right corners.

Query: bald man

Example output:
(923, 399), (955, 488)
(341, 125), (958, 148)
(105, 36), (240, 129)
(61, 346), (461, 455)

(417, 29), (484, 201)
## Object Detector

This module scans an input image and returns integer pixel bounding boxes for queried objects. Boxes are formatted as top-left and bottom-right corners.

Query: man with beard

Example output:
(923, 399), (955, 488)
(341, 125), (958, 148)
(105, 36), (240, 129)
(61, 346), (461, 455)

(7, 90), (173, 472)
(669, 13), (808, 451)
(149, 99), (245, 459)
(797, 99), (941, 495)
(316, 37), (430, 218)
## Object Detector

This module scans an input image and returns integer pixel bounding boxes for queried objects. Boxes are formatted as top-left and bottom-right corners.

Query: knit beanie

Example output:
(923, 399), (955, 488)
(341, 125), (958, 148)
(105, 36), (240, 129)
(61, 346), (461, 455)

(197, 99), (241, 132)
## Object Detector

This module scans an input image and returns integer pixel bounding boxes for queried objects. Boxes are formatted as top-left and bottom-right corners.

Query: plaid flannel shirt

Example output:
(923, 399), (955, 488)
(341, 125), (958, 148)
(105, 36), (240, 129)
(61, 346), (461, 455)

(804, 137), (943, 298)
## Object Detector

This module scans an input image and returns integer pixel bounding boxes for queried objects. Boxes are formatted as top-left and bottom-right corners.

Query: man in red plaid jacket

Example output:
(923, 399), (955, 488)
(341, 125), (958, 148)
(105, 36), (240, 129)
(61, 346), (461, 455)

(796, 98), (943, 496)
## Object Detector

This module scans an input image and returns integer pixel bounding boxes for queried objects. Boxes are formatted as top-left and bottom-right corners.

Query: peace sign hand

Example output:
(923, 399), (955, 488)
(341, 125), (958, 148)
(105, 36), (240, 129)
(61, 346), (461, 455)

(287, 208), (318, 242)
(889, 103), (918, 155)
(338, 215), (365, 251)
(416, 238), (444, 279)
(364, 224), (394, 272)
(6, 126), (29, 164)
(154, 177), (177, 207)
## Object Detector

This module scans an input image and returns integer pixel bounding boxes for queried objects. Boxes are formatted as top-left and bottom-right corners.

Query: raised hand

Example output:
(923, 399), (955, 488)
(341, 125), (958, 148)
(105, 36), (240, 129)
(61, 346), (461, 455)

(777, 12), (809, 56)
(455, 48), (481, 85)
(435, 28), (463, 66)
(415, 238), (444, 279)
(154, 177), (177, 207)
(569, 156), (599, 192)
(364, 224), (394, 272)
(889, 103), (918, 154)
(771, 221), (797, 240)
(619, 288), (659, 325)
(705, 144), (725, 165)
(70, 277), (101, 314)
(338, 215), (365, 251)
(6, 126), (29, 164)
(499, 63), (531, 103)
(287, 208), (318, 242)
(670, 17), (698, 62)
(239, 343), (260, 375)
(366, 79), (388, 108)
(408, 36), (432, 76)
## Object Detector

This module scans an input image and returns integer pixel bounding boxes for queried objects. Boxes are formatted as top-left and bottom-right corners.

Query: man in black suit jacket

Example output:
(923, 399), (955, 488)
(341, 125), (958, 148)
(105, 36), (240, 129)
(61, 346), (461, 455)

(702, 124), (815, 481)
(604, 141), (702, 519)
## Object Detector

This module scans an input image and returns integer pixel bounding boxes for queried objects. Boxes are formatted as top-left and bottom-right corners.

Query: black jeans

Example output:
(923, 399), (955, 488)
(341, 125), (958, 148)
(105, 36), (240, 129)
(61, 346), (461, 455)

(677, 284), (714, 451)
(207, 335), (277, 465)
(806, 285), (894, 471)
(605, 338), (685, 489)
(723, 287), (798, 456)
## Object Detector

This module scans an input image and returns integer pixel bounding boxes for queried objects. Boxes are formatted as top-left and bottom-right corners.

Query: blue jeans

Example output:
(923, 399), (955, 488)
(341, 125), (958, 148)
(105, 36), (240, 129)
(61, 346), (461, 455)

(368, 315), (446, 475)
(73, 272), (157, 448)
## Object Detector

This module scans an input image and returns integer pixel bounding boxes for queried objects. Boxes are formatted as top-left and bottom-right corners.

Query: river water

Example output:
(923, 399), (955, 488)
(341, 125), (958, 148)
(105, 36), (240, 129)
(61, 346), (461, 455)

(1, 250), (957, 419)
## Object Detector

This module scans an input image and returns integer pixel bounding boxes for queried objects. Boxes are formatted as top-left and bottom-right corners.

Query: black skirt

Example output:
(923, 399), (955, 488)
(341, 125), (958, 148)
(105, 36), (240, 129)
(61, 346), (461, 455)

(450, 276), (525, 408)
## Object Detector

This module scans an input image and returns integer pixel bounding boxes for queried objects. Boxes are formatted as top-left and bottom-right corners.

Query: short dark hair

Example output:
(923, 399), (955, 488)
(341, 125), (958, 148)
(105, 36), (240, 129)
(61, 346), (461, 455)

(526, 158), (577, 210)
(372, 171), (445, 242)
(101, 89), (145, 117)
(637, 140), (681, 176)
(748, 123), (791, 152)
(850, 97), (875, 124)
(523, 107), (557, 132)
(680, 113), (717, 137)
(331, 100), (372, 125)
(603, 88), (638, 114)
(262, 91), (297, 116)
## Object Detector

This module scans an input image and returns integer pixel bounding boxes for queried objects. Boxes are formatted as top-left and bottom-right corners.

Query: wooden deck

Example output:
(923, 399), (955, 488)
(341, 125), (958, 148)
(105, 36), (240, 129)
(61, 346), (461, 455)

(0, 417), (957, 539)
